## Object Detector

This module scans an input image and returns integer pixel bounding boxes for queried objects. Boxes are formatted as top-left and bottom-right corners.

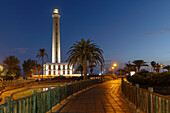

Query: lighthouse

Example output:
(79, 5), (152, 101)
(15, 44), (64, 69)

(52, 8), (61, 63)
(43, 8), (74, 77)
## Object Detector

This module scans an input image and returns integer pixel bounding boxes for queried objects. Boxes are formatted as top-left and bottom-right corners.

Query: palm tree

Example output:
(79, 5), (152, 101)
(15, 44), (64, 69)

(23, 59), (37, 77)
(3, 56), (20, 77)
(151, 61), (160, 73)
(163, 65), (170, 72)
(132, 60), (148, 72)
(36, 48), (48, 79)
(66, 38), (104, 80)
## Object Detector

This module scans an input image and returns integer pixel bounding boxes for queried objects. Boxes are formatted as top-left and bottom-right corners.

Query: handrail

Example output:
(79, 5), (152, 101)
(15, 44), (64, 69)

(122, 79), (170, 113)
(0, 78), (100, 113)
(0, 79), (35, 87)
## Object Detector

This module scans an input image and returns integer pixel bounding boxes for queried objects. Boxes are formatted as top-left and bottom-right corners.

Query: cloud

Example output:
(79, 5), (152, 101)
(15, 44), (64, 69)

(138, 28), (170, 37)
(13, 48), (29, 54)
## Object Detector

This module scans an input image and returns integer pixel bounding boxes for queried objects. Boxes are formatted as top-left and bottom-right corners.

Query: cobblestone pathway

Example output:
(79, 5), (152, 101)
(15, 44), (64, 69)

(58, 79), (134, 113)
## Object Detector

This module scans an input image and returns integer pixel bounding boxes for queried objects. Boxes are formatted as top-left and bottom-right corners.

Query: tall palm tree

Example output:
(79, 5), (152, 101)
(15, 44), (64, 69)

(132, 60), (148, 72)
(66, 38), (104, 80)
(36, 49), (48, 79)
(3, 56), (20, 77)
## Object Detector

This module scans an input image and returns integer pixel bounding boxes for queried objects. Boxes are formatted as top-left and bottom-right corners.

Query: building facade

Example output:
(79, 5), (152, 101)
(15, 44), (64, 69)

(44, 63), (72, 76)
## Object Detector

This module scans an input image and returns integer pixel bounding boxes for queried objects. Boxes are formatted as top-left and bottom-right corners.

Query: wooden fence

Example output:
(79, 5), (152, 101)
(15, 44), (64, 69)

(0, 79), (35, 87)
(0, 78), (100, 113)
(122, 79), (170, 113)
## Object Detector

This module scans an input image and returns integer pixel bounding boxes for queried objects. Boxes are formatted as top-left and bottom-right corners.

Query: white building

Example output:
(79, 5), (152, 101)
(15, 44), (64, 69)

(44, 9), (73, 76)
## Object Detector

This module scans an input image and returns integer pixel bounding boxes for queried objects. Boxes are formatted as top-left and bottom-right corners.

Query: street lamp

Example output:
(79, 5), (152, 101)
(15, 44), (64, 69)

(113, 63), (117, 67)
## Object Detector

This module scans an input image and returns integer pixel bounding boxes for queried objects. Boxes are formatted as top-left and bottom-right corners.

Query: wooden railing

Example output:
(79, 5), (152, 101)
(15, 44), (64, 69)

(0, 78), (100, 113)
(0, 79), (35, 87)
(122, 79), (170, 113)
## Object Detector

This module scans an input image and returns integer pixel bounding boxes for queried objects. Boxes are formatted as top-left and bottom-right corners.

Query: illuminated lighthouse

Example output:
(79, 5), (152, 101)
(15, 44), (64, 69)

(43, 9), (74, 77)
(52, 9), (61, 63)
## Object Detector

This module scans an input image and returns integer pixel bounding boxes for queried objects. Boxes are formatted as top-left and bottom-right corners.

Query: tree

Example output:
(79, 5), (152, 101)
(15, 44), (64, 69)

(3, 56), (21, 77)
(36, 48), (48, 79)
(76, 64), (83, 76)
(23, 59), (37, 77)
(66, 38), (104, 80)
(132, 60), (148, 72)
(151, 61), (160, 73)
(163, 65), (170, 72)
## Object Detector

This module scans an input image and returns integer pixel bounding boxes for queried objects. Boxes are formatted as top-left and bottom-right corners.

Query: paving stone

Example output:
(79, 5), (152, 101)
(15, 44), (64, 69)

(57, 79), (134, 113)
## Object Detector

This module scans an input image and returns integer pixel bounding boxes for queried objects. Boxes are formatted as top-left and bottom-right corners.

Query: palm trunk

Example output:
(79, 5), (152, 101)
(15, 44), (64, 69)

(83, 58), (87, 80)
(42, 57), (44, 80)
(138, 67), (140, 72)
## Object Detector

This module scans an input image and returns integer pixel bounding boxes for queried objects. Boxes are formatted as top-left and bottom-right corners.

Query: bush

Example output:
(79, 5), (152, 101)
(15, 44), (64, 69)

(2, 76), (14, 80)
(127, 72), (170, 87)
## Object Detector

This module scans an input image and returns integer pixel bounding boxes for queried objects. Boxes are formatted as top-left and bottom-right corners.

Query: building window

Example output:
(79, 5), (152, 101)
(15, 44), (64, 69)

(49, 65), (51, 70)
(58, 65), (60, 70)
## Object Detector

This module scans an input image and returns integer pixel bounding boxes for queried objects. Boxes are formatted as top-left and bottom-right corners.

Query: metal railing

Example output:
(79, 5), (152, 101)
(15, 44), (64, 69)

(122, 79), (170, 113)
(0, 79), (35, 87)
(0, 78), (100, 113)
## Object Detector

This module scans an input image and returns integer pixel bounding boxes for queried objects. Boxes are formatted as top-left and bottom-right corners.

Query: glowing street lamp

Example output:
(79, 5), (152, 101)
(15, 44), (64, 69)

(112, 67), (114, 69)
(113, 63), (117, 67)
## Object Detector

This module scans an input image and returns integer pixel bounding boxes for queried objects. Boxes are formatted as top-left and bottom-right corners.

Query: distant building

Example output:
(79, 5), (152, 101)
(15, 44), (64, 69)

(43, 9), (73, 77)
(0, 64), (7, 76)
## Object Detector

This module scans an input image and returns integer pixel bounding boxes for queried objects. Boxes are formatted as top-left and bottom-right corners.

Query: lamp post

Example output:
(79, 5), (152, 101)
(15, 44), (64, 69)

(112, 63), (117, 74)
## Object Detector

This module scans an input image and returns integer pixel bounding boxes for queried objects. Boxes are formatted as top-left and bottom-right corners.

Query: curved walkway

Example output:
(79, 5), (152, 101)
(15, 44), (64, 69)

(57, 79), (134, 113)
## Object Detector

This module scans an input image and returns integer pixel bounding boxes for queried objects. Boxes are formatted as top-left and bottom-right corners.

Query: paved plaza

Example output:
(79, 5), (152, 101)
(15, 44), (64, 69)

(57, 79), (134, 113)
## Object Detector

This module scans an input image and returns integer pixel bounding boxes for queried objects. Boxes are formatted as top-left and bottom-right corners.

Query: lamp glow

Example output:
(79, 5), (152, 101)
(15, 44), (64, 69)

(54, 9), (59, 14)
(113, 63), (117, 67)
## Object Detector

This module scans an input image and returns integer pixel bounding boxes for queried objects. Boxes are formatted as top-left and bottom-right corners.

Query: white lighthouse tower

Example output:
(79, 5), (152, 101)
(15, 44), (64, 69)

(52, 9), (61, 63)
(43, 8), (74, 77)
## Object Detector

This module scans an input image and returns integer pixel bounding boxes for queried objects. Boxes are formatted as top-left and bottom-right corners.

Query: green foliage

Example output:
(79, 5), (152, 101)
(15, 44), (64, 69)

(127, 71), (170, 87)
(132, 60), (148, 72)
(36, 48), (48, 79)
(3, 56), (21, 78)
(66, 38), (104, 80)
(23, 59), (37, 77)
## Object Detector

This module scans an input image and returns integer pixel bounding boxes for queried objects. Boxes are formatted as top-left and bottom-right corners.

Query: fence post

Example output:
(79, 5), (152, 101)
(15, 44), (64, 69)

(5, 97), (11, 113)
(148, 87), (153, 113)
(48, 86), (52, 113)
(33, 90), (37, 113)
(65, 82), (68, 99)
(58, 84), (61, 105)
(135, 84), (139, 111)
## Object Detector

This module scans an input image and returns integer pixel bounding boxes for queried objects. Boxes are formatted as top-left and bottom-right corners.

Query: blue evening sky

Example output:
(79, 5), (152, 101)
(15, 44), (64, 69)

(0, 0), (170, 70)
